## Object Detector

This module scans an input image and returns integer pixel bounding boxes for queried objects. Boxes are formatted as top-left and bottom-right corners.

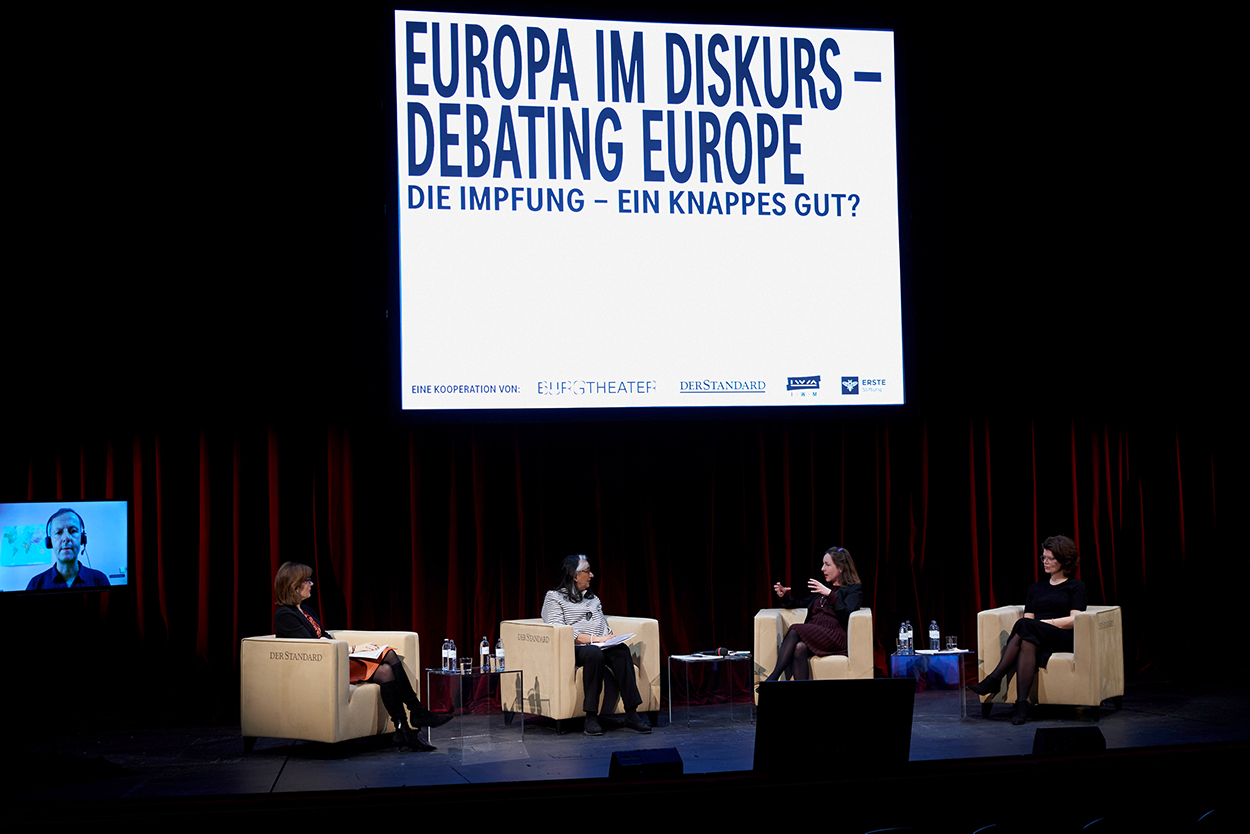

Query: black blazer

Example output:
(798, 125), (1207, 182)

(778, 583), (864, 631)
(275, 604), (329, 640)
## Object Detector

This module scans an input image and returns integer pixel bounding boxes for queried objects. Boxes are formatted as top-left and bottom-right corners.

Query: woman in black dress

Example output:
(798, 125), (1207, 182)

(759, 546), (864, 682)
(968, 535), (1088, 725)
(272, 561), (449, 750)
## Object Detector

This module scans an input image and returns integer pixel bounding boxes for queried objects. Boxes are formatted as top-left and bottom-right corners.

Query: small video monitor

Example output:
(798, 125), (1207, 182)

(0, 501), (129, 594)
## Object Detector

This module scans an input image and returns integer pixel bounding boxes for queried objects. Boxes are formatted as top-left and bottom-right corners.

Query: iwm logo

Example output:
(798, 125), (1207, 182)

(787, 375), (820, 398)
(841, 377), (859, 395)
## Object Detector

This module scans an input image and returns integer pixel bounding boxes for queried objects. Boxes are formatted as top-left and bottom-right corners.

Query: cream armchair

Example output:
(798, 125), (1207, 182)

(500, 616), (661, 733)
(240, 630), (420, 751)
(973, 605), (1123, 718)
(753, 607), (874, 701)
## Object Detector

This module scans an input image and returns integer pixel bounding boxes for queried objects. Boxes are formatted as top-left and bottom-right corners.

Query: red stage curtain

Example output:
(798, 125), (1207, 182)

(3, 412), (1226, 720)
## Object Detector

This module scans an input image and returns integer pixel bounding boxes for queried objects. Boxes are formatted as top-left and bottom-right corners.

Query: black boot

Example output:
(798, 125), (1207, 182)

(394, 721), (436, 752)
(967, 674), (1002, 696)
(407, 699), (454, 729)
(381, 680), (437, 751)
(1011, 699), (1029, 726)
(394, 670), (454, 728)
(623, 710), (651, 734)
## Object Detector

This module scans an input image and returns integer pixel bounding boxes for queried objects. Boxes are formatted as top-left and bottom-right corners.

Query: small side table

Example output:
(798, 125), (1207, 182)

(889, 649), (974, 721)
(424, 667), (524, 743)
(667, 652), (754, 728)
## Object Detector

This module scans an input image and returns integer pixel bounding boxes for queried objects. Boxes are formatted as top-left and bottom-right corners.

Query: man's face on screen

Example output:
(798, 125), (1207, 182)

(49, 512), (83, 565)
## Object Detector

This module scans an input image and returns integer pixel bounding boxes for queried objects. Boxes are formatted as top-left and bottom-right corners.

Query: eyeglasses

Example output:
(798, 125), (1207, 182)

(1040, 555), (1058, 564)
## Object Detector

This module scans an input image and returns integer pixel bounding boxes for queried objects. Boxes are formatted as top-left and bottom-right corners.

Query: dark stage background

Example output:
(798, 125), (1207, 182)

(5, 3), (1235, 725)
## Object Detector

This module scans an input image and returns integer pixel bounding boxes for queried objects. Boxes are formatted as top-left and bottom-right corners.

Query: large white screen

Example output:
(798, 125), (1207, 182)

(395, 9), (903, 410)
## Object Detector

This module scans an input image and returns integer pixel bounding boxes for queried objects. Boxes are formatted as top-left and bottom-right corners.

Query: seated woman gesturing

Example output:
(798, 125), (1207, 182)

(759, 546), (864, 683)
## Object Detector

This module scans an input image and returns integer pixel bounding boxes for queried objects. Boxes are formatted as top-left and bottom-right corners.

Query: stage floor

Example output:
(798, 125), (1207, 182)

(10, 679), (1248, 802)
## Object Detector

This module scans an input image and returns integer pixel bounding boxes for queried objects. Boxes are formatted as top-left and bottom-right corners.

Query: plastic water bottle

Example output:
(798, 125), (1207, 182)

(479, 636), (490, 671)
(444, 637), (456, 671)
(905, 621), (914, 654)
(495, 636), (505, 671)
(929, 620), (940, 651)
(898, 622), (907, 655)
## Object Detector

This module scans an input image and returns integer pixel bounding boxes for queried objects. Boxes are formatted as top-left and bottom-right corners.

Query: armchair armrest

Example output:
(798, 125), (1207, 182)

(753, 608), (808, 682)
(1070, 605), (1124, 702)
(606, 616), (661, 711)
(845, 608), (874, 679)
(976, 605), (1024, 679)
(240, 635), (352, 743)
(501, 618), (577, 719)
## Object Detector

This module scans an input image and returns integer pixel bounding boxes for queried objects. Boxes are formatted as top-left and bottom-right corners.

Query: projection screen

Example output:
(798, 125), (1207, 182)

(393, 7), (904, 413)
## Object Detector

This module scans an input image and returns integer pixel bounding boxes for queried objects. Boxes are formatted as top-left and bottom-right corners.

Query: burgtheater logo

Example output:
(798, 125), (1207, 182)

(679, 379), (766, 393)
(537, 380), (656, 395)
(841, 377), (859, 394)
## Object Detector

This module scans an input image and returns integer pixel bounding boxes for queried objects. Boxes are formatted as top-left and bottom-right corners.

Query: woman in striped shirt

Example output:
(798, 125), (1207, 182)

(542, 555), (652, 736)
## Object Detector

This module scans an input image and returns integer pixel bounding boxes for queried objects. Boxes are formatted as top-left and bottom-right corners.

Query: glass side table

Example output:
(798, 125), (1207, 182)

(424, 666), (524, 743)
(667, 652), (754, 728)
(889, 649), (974, 721)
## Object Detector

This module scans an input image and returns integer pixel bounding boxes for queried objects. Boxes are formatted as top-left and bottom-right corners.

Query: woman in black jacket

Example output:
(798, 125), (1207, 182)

(966, 535), (1088, 725)
(273, 561), (449, 750)
(759, 546), (864, 683)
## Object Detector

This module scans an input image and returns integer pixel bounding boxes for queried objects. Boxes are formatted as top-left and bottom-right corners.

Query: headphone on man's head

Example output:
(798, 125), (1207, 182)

(45, 508), (87, 550)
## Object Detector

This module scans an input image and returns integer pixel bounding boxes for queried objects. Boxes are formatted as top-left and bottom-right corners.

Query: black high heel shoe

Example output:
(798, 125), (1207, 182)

(408, 701), (454, 729)
(966, 675), (1001, 696)
(395, 723), (437, 752)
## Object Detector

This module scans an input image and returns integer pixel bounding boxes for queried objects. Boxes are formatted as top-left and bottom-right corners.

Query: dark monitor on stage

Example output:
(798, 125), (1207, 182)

(754, 678), (914, 772)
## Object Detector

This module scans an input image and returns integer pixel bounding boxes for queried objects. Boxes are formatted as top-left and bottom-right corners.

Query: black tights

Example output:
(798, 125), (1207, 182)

(367, 649), (425, 725)
(764, 629), (814, 682)
(368, 649), (402, 685)
(986, 634), (1039, 701)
